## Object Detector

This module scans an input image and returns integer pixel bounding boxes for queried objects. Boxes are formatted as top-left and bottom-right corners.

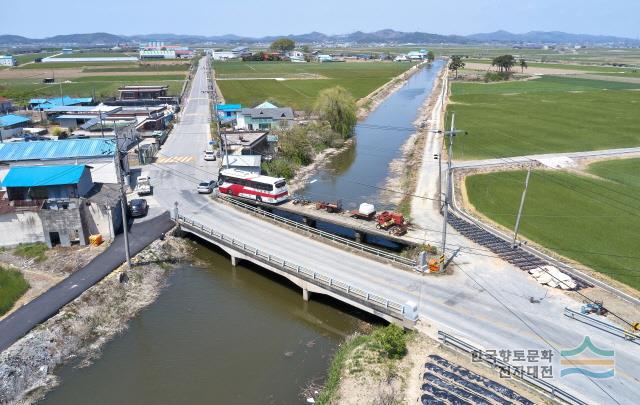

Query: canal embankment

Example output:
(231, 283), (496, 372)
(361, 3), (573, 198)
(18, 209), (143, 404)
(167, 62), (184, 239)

(0, 233), (191, 404)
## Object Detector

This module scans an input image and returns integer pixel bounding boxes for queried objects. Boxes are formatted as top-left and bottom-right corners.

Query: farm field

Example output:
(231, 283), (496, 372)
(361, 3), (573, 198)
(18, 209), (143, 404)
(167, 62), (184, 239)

(14, 52), (57, 65)
(465, 158), (640, 290)
(215, 61), (416, 110)
(448, 76), (640, 159)
(0, 74), (186, 103)
(17, 61), (138, 69)
(50, 51), (137, 58)
(463, 59), (638, 73)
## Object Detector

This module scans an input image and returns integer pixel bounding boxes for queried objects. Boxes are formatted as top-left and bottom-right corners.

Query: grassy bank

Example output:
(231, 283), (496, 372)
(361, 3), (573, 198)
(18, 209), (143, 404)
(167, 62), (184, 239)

(13, 242), (48, 262)
(316, 325), (408, 404)
(216, 61), (415, 110)
(0, 267), (30, 315)
(465, 158), (640, 290)
(448, 76), (640, 159)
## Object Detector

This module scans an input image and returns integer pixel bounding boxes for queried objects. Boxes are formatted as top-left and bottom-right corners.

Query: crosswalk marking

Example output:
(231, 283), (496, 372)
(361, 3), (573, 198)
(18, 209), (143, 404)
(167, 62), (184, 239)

(155, 156), (195, 164)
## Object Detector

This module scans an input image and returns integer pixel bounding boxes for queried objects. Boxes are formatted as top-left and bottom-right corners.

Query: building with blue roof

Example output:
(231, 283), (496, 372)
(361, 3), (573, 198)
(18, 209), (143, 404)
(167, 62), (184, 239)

(0, 138), (122, 184)
(216, 104), (242, 123)
(2, 164), (93, 200)
(0, 114), (31, 140)
(29, 96), (94, 111)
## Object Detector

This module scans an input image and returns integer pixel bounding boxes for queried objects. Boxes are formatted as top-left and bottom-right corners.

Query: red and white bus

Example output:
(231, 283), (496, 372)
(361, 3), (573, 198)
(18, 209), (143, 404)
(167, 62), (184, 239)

(218, 168), (289, 203)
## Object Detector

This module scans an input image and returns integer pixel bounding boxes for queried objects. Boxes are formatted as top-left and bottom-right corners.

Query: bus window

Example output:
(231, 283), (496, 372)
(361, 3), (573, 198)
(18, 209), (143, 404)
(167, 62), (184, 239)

(274, 180), (286, 189)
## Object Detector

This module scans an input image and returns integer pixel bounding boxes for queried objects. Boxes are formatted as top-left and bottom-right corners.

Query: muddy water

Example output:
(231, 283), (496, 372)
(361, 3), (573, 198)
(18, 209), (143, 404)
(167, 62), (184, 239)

(40, 242), (373, 405)
(300, 60), (444, 211)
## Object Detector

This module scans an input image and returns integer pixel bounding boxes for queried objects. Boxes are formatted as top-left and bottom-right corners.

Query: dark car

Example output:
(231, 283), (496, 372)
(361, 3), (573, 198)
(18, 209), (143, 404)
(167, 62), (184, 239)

(128, 198), (148, 218)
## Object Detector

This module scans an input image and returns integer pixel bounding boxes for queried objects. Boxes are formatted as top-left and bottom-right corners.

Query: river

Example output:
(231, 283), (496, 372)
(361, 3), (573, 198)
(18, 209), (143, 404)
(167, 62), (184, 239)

(41, 241), (373, 405)
(39, 62), (443, 404)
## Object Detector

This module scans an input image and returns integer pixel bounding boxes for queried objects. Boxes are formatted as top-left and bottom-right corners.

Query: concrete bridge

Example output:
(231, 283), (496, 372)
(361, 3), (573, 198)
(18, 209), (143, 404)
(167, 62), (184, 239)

(174, 212), (418, 327)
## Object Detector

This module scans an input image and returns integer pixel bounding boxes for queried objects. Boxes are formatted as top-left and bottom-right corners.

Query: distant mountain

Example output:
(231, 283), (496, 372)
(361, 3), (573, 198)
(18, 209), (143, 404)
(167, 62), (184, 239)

(0, 35), (33, 45)
(467, 30), (639, 45)
(1, 29), (638, 47)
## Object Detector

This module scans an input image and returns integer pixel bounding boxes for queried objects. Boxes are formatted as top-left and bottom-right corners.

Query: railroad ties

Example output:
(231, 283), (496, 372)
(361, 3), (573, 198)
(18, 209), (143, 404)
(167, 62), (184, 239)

(447, 215), (592, 290)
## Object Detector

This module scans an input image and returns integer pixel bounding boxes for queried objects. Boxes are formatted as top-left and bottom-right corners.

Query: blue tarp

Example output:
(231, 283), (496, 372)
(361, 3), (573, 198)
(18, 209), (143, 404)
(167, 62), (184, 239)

(2, 165), (86, 187)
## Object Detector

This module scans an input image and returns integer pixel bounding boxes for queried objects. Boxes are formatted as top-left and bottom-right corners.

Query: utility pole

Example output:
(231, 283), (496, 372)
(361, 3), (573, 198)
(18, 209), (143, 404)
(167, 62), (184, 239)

(439, 112), (467, 272)
(114, 134), (132, 268)
(512, 165), (532, 248)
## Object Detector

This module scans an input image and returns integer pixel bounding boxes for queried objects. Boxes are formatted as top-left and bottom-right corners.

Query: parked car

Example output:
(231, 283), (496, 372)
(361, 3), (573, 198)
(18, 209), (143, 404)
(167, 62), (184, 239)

(197, 180), (216, 194)
(128, 198), (148, 217)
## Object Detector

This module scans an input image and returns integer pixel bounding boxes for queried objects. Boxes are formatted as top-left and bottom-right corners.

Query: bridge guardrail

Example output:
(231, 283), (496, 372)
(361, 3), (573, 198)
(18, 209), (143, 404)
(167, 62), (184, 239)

(437, 331), (587, 405)
(219, 195), (417, 268)
(176, 214), (409, 320)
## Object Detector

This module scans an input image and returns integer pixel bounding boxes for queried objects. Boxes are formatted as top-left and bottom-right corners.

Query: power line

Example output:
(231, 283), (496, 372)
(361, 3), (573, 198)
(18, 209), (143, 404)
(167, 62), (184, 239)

(453, 261), (622, 405)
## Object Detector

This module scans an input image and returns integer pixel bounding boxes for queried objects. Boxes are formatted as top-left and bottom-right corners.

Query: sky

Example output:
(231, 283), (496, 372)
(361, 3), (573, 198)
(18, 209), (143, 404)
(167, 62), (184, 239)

(2, 0), (638, 39)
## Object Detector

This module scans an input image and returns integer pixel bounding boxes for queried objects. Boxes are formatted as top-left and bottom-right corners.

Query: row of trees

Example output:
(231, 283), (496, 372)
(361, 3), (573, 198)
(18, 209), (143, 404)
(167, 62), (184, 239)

(491, 55), (528, 73)
(448, 54), (529, 78)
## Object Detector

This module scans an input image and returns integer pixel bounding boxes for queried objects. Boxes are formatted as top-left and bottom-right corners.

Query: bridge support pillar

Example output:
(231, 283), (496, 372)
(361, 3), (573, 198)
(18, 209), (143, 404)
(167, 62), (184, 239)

(230, 255), (238, 267)
(302, 287), (311, 301)
(355, 231), (366, 243)
(303, 216), (316, 228)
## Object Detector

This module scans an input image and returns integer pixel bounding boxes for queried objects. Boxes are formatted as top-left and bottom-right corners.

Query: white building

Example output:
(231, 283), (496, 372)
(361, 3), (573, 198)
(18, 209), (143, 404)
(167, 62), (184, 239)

(0, 55), (16, 67)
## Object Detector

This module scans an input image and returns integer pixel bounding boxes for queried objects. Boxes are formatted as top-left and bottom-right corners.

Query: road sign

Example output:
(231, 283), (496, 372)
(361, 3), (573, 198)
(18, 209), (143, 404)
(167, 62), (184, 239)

(439, 255), (445, 264)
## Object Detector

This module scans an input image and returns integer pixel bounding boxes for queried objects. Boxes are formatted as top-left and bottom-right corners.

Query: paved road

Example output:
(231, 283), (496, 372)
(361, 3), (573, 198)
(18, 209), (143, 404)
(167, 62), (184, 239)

(0, 213), (173, 353)
(453, 147), (640, 170)
(147, 57), (640, 404)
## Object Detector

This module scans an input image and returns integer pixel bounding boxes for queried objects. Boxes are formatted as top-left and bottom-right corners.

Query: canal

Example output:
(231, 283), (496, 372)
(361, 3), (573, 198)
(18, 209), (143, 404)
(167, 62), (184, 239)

(40, 62), (443, 404)
(300, 60), (444, 211)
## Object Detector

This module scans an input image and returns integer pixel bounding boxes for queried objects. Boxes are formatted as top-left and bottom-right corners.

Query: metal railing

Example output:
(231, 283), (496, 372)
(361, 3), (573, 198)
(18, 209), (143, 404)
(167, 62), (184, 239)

(437, 331), (588, 405)
(564, 308), (639, 344)
(219, 195), (417, 268)
(176, 214), (409, 319)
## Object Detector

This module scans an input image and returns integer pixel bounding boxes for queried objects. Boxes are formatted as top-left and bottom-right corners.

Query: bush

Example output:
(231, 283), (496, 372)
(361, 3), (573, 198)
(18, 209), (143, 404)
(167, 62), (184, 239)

(372, 324), (407, 359)
(0, 267), (30, 315)
(13, 242), (48, 262)
(263, 158), (297, 179)
(277, 126), (314, 165)
(484, 71), (512, 82)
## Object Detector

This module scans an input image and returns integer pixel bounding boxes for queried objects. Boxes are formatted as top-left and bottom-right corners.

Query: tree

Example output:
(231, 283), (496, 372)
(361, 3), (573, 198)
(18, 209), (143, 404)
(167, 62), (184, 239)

(448, 55), (465, 79)
(426, 50), (435, 63)
(519, 58), (528, 73)
(491, 54), (516, 73)
(270, 38), (295, 53)
(300, 44), (311, 54)
(314, 86), (357, 139)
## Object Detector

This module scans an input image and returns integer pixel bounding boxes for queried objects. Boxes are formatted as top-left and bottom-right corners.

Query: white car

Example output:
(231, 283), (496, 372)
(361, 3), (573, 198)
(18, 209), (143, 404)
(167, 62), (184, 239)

(197, 180), (215, 194)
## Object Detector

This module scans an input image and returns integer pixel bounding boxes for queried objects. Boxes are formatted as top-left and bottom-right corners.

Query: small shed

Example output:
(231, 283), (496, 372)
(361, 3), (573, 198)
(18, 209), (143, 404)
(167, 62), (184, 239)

(0, 114), (31, 139)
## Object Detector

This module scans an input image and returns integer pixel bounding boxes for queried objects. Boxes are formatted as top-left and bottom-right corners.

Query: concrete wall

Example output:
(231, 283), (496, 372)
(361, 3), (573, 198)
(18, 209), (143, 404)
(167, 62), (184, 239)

(39, 203), (87, 247)
(82, 200), (119, 241)
(0, 211), (45, 247)
(0, 127), (24, 140)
